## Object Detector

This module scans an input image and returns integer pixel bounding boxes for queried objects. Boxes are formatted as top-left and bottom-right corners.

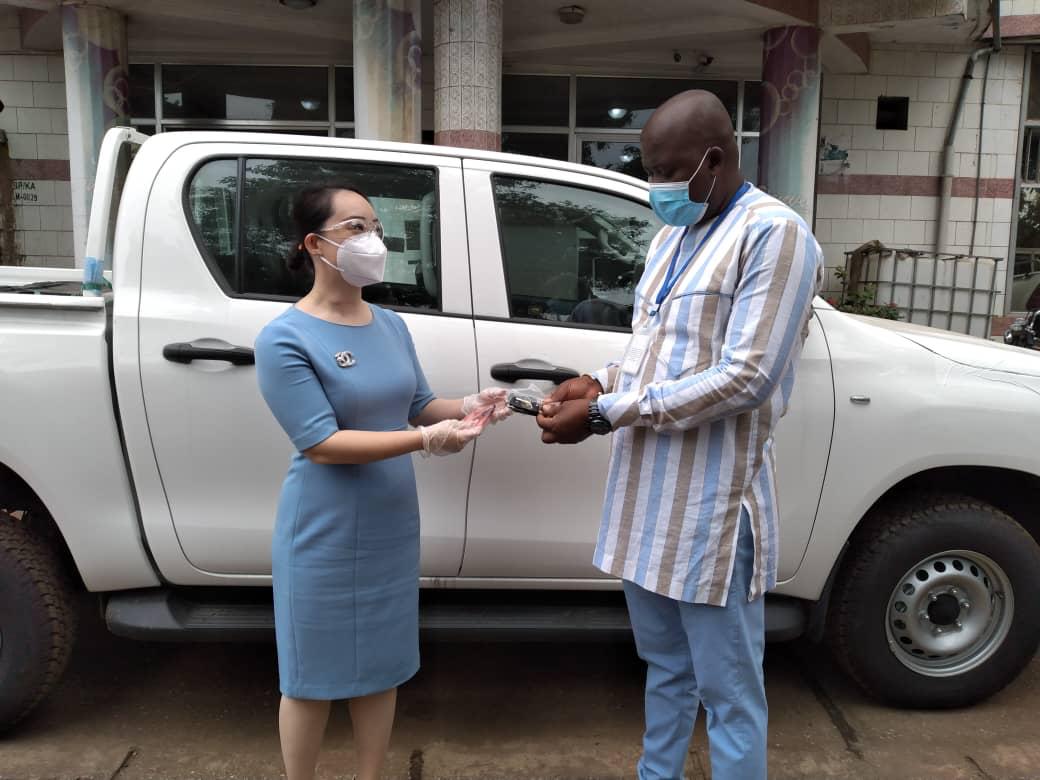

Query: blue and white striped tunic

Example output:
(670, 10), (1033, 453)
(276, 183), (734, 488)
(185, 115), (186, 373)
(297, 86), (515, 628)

(592, 184), (823, 606)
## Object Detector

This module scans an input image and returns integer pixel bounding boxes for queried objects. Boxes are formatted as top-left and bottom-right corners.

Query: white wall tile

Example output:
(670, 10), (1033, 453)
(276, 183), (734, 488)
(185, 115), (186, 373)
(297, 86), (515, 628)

(821, 124), (853, 149)
(915, 126), (945, 152)
(821, 98), (838, 124)
(906, 52), (937, 77)
(910, 195), (938, 221)
(954, 221), (974, 246)
(36, 134), (69, 160)
(47, 55), (64, 83)
(867, 149), (900, 174)
(824, 74), (856, 99)
(931, 102), (954, 128)
(16, 107), (51, 133)
(949, 197), (972, 221)
(850, 195), (881, 220)
(7, 133), (37, 159)
(14, 205), (40, 230)
(52, 183), (70, 208)
(0, 55), (13, 81)
(832, 219), (865, 243)
(883, 128), (917, 151)
(953, 129), (981, 154)
(871, 50), (908, 75)
(918, 77), (953, 103)
(996, 153), (1017, 178)
(977, 197), (994, 221)
(880, 195), (913, 219)
(991, 221), (1012, 246)
(838, 99), (873, 125)
(897, 150), (930, 175)
(0, 107), (16, 132)
(23, 230), (57, 256)
(893, 220), (927, 244)
(32, 82), (65, 109)
(863, 219), (895, 243)
(817, 194), (850, 219)
(960, 103), (981, 129)
(39, 205), (71, 231)
(989, 104), (1021, 131)
(993, 198), (1013, 222)
(56, 231), (74, 257)
(887, 76), (919, 100)
(846, 149), (869, 174)
(1002, 80), (1024, 106)
(0, 81), (35, 108)
(909, 100), (934, 127)
(935, 53), (966, 79)
(13, 56), (48, 82)
(853, 125), (885, 150)
(813, 218), (833, 243)
(854, 75), (889, 99)
(50, 108), (67, 134)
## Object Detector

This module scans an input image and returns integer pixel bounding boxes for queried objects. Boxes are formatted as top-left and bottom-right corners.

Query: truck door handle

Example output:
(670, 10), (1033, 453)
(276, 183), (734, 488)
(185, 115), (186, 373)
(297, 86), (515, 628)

(490, 362), (579, 385)
(163, 342), (255, 366)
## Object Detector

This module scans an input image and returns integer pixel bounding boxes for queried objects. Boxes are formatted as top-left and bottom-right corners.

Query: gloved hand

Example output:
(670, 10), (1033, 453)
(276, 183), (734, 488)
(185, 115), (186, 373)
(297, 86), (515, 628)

(418, 418), (483, 457)
(460, 386), (512, 423)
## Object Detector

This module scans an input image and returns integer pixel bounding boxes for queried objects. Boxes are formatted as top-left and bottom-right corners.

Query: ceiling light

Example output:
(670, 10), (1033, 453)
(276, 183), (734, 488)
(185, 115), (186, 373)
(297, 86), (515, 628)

(300, 99), (321, 111)
(557, 5), (585, 24)
(280, 0), (317, 9)
(608, 107), (627, 120)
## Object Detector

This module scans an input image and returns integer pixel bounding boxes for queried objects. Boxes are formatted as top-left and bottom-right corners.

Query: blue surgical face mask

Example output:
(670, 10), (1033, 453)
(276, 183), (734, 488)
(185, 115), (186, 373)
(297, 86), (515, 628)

(648, 149), (716, 226)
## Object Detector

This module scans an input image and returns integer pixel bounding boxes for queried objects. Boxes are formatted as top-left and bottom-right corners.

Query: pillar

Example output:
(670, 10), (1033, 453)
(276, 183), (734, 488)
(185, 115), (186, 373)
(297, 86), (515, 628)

(353, 0), (422, 143)
(758, 26), (821, 225)
(433, 0), (502, 151)
(61, 3), (128, 267)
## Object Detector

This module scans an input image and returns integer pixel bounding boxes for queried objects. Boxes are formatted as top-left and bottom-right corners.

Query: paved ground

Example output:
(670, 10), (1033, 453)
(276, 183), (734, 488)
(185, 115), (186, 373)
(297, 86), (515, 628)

(1, 599), (1038, 780)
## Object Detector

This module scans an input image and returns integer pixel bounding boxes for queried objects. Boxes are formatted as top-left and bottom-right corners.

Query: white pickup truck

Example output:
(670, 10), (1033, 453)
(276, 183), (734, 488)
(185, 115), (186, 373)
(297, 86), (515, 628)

(2, 128), (1039, 730)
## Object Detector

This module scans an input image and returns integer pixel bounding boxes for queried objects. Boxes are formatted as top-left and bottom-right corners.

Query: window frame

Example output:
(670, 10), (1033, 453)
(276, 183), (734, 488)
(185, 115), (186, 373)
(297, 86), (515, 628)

(182, 153), (445, 312)
(489, 171), (659, 333)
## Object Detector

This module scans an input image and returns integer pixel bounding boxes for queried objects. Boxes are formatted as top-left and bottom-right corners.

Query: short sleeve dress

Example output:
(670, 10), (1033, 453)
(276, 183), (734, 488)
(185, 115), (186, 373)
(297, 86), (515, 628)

(255, 304), (435, 700)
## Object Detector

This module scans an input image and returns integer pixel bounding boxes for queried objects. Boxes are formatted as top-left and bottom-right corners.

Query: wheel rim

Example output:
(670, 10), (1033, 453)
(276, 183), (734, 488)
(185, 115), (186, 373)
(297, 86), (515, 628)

(885, 550), (1014, 677)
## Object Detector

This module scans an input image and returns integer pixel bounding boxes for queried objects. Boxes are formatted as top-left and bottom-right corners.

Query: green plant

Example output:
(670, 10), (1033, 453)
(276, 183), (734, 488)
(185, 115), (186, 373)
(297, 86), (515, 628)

(830, 268), (902, 320)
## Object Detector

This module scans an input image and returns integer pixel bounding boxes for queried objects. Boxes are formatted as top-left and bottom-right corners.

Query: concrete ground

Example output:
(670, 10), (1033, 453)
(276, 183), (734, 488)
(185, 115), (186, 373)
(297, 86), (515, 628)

(1, 601), (1038, 780)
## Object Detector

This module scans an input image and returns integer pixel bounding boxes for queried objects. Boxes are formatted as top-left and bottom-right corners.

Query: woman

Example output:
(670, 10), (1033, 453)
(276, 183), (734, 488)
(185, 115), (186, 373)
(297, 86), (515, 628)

(255, 184), (508, 780)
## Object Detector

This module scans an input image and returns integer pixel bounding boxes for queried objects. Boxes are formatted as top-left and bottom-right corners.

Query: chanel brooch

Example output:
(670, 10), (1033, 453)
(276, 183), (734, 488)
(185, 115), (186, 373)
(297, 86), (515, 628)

(334, 351), (357, 368)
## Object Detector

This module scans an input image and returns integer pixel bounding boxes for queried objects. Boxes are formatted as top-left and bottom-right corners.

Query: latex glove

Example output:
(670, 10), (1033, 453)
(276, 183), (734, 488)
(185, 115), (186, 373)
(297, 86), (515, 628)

(460, 386), (512, 423)
(419, 418), (482, 457)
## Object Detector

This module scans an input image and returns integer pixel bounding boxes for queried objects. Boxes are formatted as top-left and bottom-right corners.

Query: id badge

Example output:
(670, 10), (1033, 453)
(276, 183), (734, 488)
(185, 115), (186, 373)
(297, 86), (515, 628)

(621, 331), (652, 376)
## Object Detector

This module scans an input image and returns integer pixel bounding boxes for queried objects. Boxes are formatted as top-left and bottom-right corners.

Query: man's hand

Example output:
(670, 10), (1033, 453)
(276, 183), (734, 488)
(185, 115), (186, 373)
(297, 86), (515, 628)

(549, 375), (602, 404)
(537, 398), (593, 444)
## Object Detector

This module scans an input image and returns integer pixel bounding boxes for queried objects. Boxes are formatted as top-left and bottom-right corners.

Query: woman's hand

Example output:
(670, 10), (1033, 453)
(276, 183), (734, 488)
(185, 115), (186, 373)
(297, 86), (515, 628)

(419, 418), (483, 457)
(460, 387), (512, 423)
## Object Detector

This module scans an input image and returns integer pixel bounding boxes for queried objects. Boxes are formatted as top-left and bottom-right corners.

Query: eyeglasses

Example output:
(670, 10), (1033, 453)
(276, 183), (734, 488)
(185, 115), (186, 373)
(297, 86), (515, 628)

(319, 217), (384, 238)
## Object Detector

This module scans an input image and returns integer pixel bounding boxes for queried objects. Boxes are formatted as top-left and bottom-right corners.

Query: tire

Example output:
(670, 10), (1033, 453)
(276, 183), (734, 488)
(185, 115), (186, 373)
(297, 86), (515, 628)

(827, 494), (1040, 708)
(0, 512), (77, 731)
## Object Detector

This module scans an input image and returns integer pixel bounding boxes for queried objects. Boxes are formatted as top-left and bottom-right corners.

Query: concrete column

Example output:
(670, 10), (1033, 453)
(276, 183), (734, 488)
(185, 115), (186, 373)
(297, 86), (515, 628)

(433, 0), (502, 151)
(757, 26), (821, 225)
(61, 3), (128, 267)
(353, 0), (422, 143)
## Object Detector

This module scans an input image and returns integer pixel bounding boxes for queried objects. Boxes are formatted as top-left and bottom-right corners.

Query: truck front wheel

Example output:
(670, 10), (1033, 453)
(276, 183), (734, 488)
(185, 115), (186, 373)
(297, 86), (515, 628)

(828, 495), (1040, 708)
(0, 512), (77, 731)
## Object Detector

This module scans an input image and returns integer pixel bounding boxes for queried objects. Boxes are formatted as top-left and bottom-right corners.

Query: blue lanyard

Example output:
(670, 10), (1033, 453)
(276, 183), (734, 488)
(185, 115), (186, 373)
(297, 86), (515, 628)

(651, 181), (751, 315)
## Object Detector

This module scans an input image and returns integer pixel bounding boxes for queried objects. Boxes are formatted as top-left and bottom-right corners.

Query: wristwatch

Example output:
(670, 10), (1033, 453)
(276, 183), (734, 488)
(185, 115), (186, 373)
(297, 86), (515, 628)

(587, 400), (613, 435)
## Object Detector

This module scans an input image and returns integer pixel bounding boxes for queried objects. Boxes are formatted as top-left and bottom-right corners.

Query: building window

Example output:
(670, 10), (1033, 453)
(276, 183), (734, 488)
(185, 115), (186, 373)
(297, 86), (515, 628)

(501, 74), (761, 180)
(1013, 51), (1040, 311)
(129, 64), (355, 137)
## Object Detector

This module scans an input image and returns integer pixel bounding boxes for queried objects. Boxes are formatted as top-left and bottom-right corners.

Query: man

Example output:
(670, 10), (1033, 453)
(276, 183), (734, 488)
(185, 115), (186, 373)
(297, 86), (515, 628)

(537, 90), (823, 780)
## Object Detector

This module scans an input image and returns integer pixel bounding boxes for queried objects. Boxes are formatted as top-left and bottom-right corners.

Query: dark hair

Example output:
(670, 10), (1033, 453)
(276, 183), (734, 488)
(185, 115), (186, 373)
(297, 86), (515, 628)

(287, 184), (368, 272)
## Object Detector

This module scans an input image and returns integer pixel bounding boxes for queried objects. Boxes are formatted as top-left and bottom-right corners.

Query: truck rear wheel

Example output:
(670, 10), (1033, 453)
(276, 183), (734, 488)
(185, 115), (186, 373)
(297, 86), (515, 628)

(0, 512), (77, 731)
(827, 495), (1040, 708)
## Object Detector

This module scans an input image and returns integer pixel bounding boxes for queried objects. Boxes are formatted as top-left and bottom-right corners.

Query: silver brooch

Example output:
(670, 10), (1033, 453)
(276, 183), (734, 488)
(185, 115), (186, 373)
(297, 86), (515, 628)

(334, 351), (356, 368)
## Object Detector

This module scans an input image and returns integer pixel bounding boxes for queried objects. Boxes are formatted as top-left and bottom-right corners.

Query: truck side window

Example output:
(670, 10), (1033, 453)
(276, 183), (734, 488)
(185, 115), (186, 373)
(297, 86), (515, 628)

(188, 159), (239, 287)
(491, 175), (658, 330)
(186, 157), (441, 312)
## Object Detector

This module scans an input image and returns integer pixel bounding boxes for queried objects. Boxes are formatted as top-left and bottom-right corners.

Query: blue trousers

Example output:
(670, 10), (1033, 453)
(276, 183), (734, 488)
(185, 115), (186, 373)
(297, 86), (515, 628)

(623, 513), (766, 780)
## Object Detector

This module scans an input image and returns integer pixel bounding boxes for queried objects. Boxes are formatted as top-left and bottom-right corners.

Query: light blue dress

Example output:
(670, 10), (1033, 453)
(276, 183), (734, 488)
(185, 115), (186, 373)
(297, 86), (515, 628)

(255, 304), (434, 700)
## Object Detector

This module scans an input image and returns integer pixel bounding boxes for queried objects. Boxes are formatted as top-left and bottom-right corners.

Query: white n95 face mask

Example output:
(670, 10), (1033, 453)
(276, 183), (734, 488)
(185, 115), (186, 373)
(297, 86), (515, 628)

(316, 231), (388, 288)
